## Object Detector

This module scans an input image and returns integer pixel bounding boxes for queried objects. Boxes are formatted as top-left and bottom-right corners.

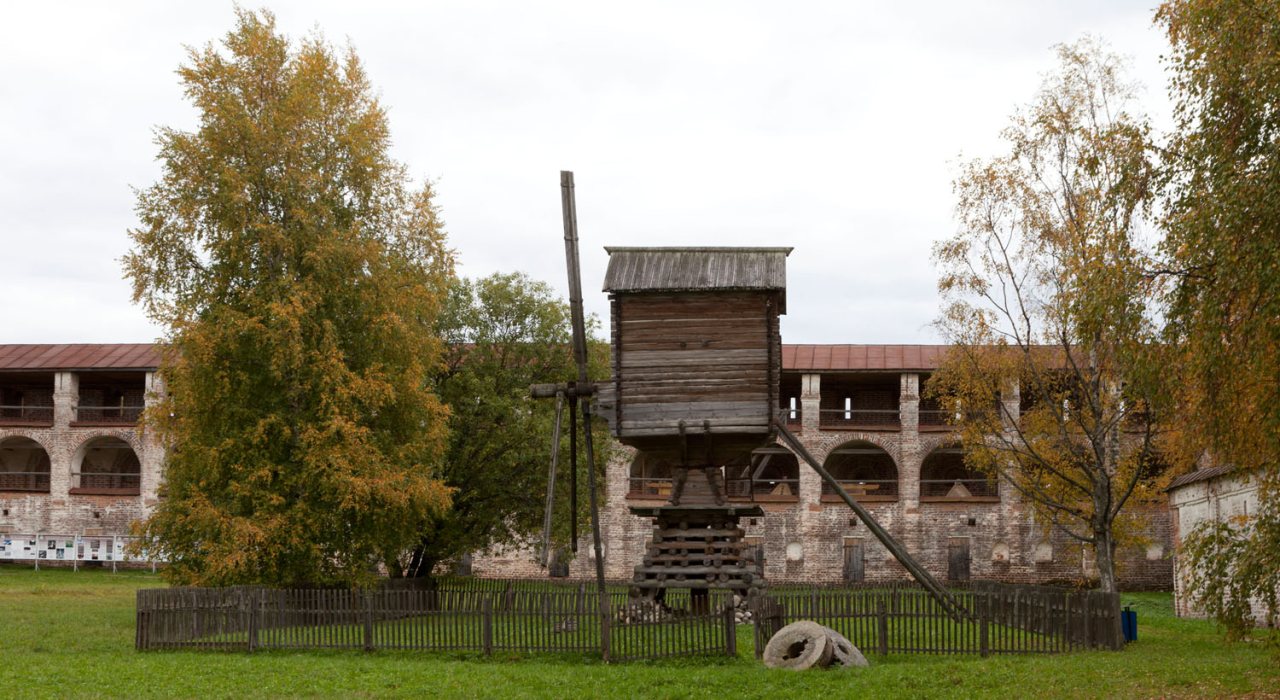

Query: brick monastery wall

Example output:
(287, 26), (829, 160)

(472, 373), (1174, 590)
(0, 364), (1174, 591)
(0, 372), (164, 542)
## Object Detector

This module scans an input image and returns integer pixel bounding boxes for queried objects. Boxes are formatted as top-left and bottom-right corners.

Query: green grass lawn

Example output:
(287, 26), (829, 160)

(1, 566), (1276, 699)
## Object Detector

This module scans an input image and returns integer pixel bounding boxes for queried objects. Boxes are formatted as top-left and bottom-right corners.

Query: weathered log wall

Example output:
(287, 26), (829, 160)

(606, 291), (781, 460)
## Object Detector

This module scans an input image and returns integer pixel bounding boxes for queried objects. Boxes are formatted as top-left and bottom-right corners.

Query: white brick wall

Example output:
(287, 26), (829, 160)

(1169, 472), (1270, 623)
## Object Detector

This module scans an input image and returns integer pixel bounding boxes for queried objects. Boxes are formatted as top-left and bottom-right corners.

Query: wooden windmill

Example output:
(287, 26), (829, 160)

(534, 173), (967, 647)
(593, 246), (789, 602)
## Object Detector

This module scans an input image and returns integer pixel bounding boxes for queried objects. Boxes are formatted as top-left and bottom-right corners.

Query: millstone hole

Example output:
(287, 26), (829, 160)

(784, 640), (808, 660)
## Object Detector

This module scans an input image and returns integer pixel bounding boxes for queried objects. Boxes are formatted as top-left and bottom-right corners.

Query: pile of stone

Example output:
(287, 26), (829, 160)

(762, 621), (869, 670)
(615, 597), (675, 624)
(732, 594), (754, 625)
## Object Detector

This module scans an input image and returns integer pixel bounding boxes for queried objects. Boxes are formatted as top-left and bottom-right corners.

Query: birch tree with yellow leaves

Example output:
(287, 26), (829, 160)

(929, 39), (1170, 595)
(124, 10), (454, 587)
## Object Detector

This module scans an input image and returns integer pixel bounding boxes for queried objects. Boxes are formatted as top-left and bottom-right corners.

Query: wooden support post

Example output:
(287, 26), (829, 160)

(1081, 592), (1092, 649)
(569, 394), (578, 552)
(363, 591), (375, 652)
(1107, 593), (1123, 651)
(562, 170), (612, 663)
(539, 392), (564, 567)
(247, 589), (260, 653)
(724, 604), (737, 657)
(877, 599), (889, 656)
(580, 397), (612, 662)
(482, 597), (494, 656)
(979, 594), (990, 657)
(135, 591), (145, 650)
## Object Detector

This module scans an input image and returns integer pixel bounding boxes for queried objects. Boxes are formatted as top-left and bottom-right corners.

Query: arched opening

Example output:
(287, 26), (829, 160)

(72, 437), (141, 496)
(0, 437), (51, 492)
(823, 441), (898, 501)
(627, 452), (673, 500)
(724, 446), (799, 502)
(920, 445), (997, 501)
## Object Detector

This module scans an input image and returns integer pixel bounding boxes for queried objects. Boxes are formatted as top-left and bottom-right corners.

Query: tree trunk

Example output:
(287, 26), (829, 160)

(1094, 528), (1118, 594)
(405, 545), (437, 579)
(1093, 526), (1123, 648)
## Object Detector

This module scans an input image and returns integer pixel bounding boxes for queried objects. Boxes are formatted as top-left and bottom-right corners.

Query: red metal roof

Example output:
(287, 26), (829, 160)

(782, 345), (949, 371)
(0, 344), (161, 371)
(1, 342), (944, 373)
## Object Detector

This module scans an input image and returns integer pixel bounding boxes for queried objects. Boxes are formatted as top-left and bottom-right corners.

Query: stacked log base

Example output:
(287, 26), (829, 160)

(628, 505), (766, 596)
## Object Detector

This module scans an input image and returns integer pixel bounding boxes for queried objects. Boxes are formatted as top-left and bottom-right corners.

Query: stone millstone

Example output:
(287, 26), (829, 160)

(762, 621), (834, 670)
(824, 627), (870, 669)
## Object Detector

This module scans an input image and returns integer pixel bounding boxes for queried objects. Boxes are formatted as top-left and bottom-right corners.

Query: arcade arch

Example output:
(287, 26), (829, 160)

(0, 436), (51, 492)
(919, 445), (997, 501)
(71, 436), (141, 495)
(822, 440), (898, 501)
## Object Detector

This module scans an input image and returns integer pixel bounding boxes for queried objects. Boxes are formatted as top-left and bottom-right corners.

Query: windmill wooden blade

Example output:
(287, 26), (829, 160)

(561, 170), (591, 384)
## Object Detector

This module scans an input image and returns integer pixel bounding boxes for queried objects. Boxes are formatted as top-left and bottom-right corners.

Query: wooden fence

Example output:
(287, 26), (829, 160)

(136, 582), (734, 662)
(751, 581), (1122, 657)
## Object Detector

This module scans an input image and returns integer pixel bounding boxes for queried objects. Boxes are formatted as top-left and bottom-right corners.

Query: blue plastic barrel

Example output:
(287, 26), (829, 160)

(1121, 606), (1137, 642)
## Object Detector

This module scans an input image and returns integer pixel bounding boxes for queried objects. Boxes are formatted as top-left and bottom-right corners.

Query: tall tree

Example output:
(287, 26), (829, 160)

(1157, 0), (1280, 634)
(401, 272), (610, 578)
(930, 39), (1166, 594)
(124, 10), (454, 587)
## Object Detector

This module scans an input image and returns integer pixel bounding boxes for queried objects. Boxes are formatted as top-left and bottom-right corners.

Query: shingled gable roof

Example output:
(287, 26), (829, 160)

(0, 344), (161, 371)
(602, 247), (792, 312)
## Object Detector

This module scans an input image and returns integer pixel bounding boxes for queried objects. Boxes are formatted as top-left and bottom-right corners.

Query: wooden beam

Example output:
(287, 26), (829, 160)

(561, 170), (612, 662)
(772, 417), (971, 621)
(530, 382), (597, 399)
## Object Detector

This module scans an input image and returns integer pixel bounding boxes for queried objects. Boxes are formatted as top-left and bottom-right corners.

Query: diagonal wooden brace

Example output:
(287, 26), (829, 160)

(772, 417), (971, 621)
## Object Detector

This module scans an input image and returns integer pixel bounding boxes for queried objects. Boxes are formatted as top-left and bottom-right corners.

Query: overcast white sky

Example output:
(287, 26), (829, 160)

(0, 1), (1172, 345)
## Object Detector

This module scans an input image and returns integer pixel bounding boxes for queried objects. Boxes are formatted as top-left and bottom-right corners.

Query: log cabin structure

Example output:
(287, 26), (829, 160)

(594, 247), (792, 599)
(596, 246), (790, 471)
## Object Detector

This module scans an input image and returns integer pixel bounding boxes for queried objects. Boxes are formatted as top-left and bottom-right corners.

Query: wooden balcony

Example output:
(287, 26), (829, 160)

(918, 409), (954, 431)
(0, 404), (54, 427)
(70, 471), (141, 496)
(71, 405), (144, 427)
(819, 408), (900, 431)
(0, 471), (50, 492)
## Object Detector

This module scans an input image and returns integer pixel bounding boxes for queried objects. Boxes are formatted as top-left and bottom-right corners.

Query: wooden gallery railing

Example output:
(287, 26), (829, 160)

(750, 581), (1122, 658)
(136, 582), (736, 662)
